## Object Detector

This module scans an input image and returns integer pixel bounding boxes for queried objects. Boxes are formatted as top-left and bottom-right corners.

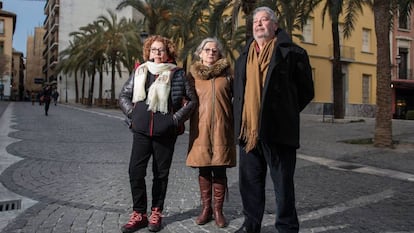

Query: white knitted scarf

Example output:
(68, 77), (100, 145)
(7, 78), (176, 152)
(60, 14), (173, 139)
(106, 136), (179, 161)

(132, 61), (177, 114)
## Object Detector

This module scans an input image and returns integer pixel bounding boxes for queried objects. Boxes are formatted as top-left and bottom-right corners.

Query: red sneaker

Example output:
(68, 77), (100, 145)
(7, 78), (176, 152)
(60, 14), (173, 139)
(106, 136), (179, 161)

(121, 211), (148, 233)
(148, 207), (163, 232)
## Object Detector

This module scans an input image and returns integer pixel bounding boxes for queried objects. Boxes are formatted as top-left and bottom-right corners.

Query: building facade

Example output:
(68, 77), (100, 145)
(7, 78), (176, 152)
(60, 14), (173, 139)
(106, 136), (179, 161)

(295, 4), (377, 117)
(0, 1), (16, 100)
(26, 26), (46, 99)
(391, 10), (414, 119)
(11, 49), (24, 100)
(43, 0), (139, 103)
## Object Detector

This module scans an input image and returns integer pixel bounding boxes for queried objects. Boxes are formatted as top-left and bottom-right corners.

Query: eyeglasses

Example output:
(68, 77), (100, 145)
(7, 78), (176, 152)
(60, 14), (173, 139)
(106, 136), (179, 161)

(150, 48), (166, 54)
(203, 48), (218, 54)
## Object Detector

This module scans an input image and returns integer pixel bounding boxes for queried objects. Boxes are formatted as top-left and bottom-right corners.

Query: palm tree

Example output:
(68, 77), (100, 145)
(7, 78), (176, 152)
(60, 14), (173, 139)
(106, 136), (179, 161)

(162, 0), (209, 68)
(201, 0), (246, 62)
(316, 0), (366, 119)
(372, 0), (413, 147)
(119, 21), (145, 74)
(76, 22), (104, 106)
(116, 0), (172, 35)
(57, 40), (85, 103)
(240, 0), (258, 41)
(258, 0), (320, 38)
(97, 10), (137, 101)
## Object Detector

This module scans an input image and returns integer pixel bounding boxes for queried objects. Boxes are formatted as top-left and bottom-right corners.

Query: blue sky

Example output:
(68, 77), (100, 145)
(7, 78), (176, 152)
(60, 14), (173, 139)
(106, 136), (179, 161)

(2, 0), (46, 56)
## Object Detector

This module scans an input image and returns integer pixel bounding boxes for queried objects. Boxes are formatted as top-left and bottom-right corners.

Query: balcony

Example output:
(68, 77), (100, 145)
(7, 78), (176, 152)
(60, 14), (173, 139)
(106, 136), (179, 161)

(51, 22), (59, 33)
(329, 44), (355, 62)
(50, 42), (58, 51)
(42, 47), (48, 57)
(42, 63), (48, 73)
(52, 0), (60, 13)
(43, 30), (49, 42)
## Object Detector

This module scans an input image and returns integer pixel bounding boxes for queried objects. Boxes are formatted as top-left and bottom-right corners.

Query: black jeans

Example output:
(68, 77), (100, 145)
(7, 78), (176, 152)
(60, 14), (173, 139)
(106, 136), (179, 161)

(239, 141), (299, 233)
(129, 132), (177, 213)
(44, 100), (51, 114)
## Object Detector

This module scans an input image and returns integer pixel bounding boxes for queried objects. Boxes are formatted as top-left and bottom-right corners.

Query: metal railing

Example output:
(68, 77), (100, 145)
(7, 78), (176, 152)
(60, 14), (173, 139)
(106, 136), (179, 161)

(329, 44), (355, 62)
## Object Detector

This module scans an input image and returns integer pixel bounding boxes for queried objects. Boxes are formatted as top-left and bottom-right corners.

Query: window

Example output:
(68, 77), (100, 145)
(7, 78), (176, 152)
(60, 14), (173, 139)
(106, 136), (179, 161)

(399, 11), (410, 30)
(302, 18), (314, 43)
(362, 29), (371, 52)
(362, 74), (371, 104)
(0, 20), (4, 34)
(398, 48), (409, 79)
(0, 41), (4, 54)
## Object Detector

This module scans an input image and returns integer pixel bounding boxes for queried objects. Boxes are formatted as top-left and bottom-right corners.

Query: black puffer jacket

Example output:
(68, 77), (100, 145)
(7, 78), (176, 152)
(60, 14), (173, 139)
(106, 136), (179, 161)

(119, 67), (197, 136)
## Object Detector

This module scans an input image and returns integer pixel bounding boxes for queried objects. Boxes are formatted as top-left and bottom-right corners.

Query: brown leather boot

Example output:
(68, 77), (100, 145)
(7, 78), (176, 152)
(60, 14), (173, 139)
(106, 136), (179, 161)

(213, 178), (227, 228)
(196, 176), (212, 225)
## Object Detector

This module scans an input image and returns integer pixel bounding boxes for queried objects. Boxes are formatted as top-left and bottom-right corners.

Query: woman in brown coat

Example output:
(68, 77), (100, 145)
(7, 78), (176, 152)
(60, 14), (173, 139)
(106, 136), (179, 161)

(186, 38), (236, 228)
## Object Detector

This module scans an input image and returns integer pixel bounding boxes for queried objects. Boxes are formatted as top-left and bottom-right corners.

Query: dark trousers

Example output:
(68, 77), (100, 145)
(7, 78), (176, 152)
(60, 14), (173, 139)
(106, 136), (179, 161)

(239, 141), (299, 233)
(44, 100), (51, 115)
(129, 132), (177, 213)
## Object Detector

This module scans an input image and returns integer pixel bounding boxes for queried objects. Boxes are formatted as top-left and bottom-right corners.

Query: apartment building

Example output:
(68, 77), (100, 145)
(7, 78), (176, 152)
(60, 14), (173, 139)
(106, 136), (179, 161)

(0, 1), (16, 100)
(26, 26), (46, 98)
(11, 49), (24, 100)
(391, 11), (414, 119)
(295, 4), (377, 117)
(43, 0), (139, 103)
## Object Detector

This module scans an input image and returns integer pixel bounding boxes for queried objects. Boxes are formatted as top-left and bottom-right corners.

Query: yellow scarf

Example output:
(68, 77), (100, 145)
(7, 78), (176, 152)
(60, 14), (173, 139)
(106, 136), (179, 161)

(239, 38), (275, 152)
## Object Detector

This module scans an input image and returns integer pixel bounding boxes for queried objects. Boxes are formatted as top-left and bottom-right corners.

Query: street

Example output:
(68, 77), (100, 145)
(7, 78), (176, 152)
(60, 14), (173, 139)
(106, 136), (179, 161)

(1, 101), (414, 233)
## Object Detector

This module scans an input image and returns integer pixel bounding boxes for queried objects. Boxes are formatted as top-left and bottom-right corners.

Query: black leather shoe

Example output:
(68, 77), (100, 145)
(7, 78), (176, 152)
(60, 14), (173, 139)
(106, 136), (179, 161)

(235, 225), (259, 233)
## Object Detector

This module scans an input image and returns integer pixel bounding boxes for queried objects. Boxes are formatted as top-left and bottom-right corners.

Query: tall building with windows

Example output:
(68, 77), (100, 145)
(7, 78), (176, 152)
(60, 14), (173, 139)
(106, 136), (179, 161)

(11, 49), (24, 101)
(295, 4), (377, 117)
(26, 26), (46, 97)
(42, 0), (139, 103)
(296, 4), (414, 118)
(390, 10), (414, 119)
(0, 1), (16, 100)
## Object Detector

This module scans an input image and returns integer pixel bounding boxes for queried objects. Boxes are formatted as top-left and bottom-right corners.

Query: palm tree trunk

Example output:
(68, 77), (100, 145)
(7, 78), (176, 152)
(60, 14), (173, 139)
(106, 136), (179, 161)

(99, 70), (103, 101)
(241, 0), (256, 42)
(88, 70), (96, 106)
(75, 72), (79, 103)
(373, 0), (393, 147)
(81, 72), (86, 103)
(332, 20), (345, 119)
(111, 61), (116, 101)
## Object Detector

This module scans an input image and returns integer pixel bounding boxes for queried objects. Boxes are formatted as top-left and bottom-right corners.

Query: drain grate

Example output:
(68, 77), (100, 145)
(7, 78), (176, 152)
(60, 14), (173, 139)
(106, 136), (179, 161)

(0, 199), (22, 212)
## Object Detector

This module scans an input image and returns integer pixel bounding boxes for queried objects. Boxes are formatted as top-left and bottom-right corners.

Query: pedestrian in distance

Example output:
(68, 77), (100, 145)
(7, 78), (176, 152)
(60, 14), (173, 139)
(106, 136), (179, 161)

(118, 35), (198, 233)
(41, 84), (52, 116)
(186, 38), (236, 228)
(232, 6), (314, 233)
(37, 92), (42, 105)
(31, 91), (36, 105)
(52, 90), (59, 105)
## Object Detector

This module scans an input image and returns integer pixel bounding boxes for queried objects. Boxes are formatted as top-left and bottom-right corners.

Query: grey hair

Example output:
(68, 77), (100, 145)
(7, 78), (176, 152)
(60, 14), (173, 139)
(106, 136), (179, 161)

(253, 6), (279, 24)
(194, 37), (224, 60)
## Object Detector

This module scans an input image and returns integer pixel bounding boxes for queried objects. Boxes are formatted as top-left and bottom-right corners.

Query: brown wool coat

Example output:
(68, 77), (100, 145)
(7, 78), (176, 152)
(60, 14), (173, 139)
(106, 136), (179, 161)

(186, 59), (237, 167)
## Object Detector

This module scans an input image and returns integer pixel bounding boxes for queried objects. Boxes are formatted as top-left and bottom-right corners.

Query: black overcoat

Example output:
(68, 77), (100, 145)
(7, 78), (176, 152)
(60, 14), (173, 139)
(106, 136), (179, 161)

(233, 28), (314, 149)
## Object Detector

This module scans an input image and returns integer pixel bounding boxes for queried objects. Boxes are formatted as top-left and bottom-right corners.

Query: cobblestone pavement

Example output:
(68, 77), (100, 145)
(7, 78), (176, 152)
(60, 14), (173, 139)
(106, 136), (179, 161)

(0, 101), (414, 233)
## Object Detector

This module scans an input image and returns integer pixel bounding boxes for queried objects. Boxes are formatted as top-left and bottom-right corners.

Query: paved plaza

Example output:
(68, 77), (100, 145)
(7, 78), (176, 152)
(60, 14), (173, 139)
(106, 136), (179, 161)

(0, 101), (414, 233)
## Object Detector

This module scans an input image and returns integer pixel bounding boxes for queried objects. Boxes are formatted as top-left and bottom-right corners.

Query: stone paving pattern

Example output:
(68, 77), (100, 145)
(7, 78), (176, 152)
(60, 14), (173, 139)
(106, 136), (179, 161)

(0, 101), (413, 233)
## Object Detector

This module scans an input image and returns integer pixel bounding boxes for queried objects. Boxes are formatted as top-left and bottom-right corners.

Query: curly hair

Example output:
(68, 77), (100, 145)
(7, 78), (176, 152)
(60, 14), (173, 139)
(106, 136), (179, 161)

(142, 35), (177, 62)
